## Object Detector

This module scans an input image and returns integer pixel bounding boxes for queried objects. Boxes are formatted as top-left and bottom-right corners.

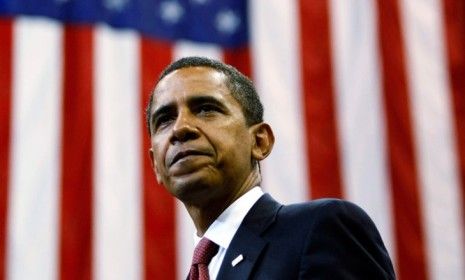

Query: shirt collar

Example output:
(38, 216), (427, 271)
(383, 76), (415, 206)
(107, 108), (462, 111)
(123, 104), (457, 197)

(194, 187), (264, 249)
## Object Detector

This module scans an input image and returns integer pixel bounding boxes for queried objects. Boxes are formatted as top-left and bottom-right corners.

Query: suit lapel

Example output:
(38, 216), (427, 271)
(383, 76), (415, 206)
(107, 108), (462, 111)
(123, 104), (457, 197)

(216, 194), (282, 279)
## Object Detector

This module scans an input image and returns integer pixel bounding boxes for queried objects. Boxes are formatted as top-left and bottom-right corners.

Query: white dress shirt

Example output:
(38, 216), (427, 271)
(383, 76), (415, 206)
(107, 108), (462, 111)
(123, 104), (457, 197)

(193, 187), (264, 279)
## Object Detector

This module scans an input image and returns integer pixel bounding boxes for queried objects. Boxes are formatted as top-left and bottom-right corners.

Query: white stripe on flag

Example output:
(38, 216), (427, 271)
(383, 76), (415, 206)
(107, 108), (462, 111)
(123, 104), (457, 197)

(174, 199), (194, 279)
(174, 40), (223, 62)
(399, 0), (465, 279)
(249, 0), (309, 204)
(172, 42), (223, 279)
(7, 17), (63, 280)
(329, 0), (395, 260)
(93, 25), (142, 280)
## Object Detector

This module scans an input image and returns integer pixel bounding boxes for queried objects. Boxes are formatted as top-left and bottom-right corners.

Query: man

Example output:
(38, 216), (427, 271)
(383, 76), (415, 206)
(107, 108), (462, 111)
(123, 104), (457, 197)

(146, 56), (395, 279)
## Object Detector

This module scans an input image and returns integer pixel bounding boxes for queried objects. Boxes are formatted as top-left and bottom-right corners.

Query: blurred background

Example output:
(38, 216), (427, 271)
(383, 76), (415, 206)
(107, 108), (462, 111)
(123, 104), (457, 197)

(0, 0), (464, 279)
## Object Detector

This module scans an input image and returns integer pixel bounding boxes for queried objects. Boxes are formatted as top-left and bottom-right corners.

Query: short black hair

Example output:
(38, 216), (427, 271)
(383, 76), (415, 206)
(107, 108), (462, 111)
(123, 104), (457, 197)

(145, 56), (264, 135)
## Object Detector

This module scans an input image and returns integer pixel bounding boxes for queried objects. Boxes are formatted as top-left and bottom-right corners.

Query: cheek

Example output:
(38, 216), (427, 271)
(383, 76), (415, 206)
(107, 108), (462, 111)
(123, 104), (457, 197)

(151, 140), (168, 170)
(151, 146), (171, 186)
(216, 129), (252, 161)
(152, 149), (162, 168)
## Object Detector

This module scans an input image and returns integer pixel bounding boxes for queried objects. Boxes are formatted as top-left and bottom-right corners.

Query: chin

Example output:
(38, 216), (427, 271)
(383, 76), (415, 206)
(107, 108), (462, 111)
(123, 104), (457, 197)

(167, 172), (222, 205)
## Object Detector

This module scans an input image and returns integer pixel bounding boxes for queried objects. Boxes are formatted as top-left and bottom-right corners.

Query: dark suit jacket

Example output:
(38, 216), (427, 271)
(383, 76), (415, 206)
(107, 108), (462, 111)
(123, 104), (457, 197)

(216, 194), (395, 279)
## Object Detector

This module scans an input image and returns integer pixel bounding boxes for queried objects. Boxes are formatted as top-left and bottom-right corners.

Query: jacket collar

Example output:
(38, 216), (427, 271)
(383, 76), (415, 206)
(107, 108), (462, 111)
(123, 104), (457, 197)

(216, 194), (282, 279)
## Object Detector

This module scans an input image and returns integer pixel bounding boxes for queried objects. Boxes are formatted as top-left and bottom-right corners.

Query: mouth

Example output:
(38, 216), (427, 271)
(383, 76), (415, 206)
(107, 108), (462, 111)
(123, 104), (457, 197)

(169, 150), (210, 166)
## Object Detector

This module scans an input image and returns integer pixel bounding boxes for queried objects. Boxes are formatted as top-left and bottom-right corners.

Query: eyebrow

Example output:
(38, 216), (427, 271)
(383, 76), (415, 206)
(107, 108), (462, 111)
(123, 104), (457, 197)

(187, 95), (227, 109)
(150, 94), (229, 126)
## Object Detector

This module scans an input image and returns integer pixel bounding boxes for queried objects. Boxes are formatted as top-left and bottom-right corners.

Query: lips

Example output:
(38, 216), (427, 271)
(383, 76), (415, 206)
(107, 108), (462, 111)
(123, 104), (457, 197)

(169, 149), (211, 167)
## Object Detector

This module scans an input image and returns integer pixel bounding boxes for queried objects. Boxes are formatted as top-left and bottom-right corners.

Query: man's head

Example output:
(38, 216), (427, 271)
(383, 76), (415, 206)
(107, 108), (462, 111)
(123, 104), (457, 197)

(146, 57), (274, 208)
(146, 56), (263, 134)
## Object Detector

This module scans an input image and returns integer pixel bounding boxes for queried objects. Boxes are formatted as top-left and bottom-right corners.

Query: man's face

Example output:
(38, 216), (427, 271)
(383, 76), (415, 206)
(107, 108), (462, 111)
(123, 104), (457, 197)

(148, 66), (254, 206)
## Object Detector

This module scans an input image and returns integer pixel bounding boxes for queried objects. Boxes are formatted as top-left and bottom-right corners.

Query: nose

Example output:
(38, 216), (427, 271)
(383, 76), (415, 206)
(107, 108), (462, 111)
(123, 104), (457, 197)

(170, 110), (199, 143)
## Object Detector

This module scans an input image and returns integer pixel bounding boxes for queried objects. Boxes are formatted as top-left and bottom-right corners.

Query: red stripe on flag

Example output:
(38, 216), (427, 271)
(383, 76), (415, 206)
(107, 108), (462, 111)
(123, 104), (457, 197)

(377, 1), (428, 279)
(223, 46), (252, 78)
(443, 0), (465, 249)
(58, 25), (94, 280)
(140, 38), (176, 280)
(0, 18), (12, 280)
(298, 1), (343, 199)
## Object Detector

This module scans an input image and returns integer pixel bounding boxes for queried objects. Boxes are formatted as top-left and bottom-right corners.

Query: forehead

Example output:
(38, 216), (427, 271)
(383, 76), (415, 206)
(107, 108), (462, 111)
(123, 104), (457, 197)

(152, 67), (231, 110)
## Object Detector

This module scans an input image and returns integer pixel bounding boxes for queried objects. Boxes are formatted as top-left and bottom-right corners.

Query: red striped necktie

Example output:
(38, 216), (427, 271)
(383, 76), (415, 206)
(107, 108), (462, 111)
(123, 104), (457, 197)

(189, 238), (219, 280)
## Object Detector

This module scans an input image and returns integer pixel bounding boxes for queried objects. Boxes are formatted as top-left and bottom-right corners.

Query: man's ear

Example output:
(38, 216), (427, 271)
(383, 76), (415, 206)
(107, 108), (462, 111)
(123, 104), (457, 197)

(250, 123), (275, 161)
(149, 148), (162, 184)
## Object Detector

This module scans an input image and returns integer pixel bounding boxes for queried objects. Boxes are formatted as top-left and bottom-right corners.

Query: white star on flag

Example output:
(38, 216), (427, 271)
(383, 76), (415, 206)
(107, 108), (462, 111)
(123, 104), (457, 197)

(215, 10), (240, 34)
(160, 1), (184, 24)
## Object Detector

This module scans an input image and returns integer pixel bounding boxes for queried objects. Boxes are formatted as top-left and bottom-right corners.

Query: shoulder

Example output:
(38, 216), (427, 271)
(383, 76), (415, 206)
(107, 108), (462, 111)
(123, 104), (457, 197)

(282, 199), (395, 279)
(279, 198), (372, 226)
(280, 198), (385, 251)
(251, 195), (374, 233)
(284, 197), (366, 212)
(240, 195), (395, 278)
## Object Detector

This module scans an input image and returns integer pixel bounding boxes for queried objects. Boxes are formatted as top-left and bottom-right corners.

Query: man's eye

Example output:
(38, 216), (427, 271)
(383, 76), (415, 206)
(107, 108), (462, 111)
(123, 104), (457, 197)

(155, 115), (174, 129)
(198, 104), (220, 114)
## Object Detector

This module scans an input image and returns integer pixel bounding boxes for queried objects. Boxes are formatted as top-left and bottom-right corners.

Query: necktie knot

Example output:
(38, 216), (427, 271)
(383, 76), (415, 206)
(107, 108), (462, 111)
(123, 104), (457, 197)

(192, 238), (219, 265)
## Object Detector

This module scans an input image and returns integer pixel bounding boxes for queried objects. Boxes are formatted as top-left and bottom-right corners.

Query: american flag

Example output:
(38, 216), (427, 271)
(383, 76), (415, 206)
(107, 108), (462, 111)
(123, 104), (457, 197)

(1, 0), (464, 279)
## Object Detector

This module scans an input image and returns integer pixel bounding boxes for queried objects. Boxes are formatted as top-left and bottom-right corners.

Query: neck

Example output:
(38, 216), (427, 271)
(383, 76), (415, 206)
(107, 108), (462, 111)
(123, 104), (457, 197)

(186, 166), (261, 237)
